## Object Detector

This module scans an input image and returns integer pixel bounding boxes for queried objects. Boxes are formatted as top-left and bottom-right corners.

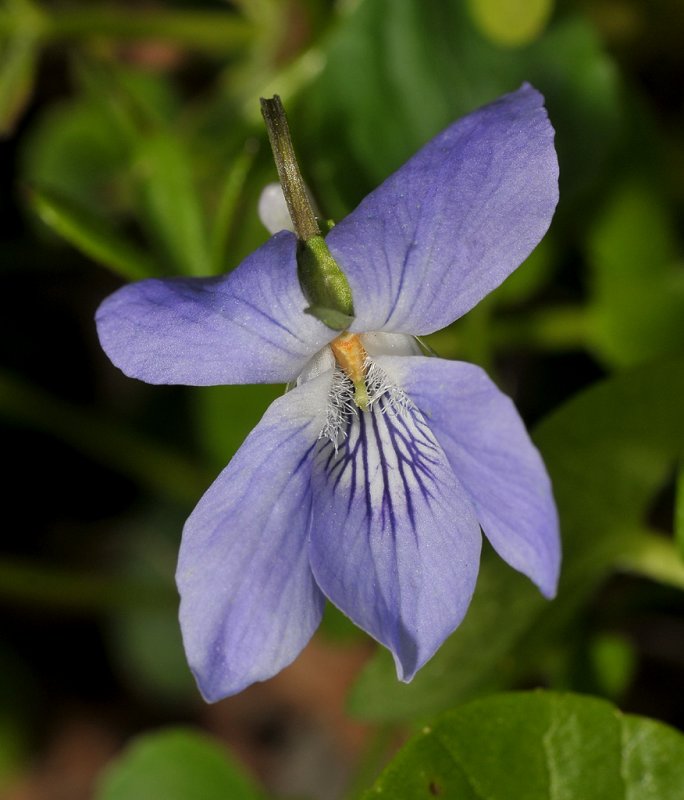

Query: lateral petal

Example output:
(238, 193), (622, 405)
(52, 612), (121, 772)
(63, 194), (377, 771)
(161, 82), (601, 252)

(381, 355), (561, 598)
(309, 394), (481, 681)
(96, 231), (334, 386)
(177, 374), (330, 700)
(327, 84), (559, 335)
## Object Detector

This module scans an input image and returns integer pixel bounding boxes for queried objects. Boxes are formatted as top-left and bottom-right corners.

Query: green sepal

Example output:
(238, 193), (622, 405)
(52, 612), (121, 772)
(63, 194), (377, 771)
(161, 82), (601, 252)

(297, 235), (355, 330)
(303, 305), (354, 330)
(318, 218), (336, 234)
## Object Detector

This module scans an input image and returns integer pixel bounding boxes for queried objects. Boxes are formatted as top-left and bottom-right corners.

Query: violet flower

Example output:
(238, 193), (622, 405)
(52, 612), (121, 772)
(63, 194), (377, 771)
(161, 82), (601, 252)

(96, 84), (560, 701)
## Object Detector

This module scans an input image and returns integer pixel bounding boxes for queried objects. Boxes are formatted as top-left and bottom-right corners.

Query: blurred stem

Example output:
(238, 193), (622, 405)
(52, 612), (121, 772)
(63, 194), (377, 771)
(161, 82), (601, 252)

(491, 306), (590, 352)
(426, 306), (590, 361)
(617, 530), (684, 591)
(0, 5), (253, 53)
(0, 557), (174, 612)
(209, 141), (258, 274)
(461, 300), (494, 371)
(0, 371), (212, 505)
(675, 457), (684, 560)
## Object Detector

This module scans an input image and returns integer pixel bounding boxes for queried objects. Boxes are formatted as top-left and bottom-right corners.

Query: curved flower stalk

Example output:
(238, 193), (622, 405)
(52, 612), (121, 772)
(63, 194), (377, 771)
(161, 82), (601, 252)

(96, 84), (561, 701)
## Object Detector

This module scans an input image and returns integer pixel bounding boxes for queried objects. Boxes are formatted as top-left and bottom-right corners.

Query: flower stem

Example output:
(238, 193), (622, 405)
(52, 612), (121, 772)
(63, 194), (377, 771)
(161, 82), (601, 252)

(260, 95), (320, 241)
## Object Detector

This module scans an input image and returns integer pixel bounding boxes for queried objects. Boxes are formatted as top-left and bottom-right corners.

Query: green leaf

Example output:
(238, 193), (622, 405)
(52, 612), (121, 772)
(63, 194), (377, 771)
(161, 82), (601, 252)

(20, 93), (130, 216)
(587, 180), (684, 366)
(363, 692), (684, 799)
(135, 132), (212, 276)
(29, 186), (160, 280)
(96, 729), (263, 800)
(350, 359), (684, 721)
(301, 3), (621, 216)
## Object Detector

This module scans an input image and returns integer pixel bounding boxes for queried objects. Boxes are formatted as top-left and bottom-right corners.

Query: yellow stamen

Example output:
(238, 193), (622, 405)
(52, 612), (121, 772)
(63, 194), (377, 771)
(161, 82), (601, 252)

(330, 332), (369, 410)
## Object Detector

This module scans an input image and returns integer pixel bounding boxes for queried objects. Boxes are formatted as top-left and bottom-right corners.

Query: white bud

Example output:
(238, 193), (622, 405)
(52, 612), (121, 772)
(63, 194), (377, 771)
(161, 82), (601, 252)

(258, 183), (295, 235)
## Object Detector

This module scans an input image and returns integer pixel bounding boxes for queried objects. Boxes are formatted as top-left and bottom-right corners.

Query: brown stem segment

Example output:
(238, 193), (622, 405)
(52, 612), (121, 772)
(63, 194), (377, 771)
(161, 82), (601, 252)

(260, 95), (319, 241)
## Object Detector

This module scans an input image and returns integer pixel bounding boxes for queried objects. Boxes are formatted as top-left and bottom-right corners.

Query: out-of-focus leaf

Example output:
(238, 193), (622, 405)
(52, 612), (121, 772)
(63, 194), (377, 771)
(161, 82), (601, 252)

(676, 460), (684, 560)
(209, 142), (258, 274)
(617, 532), (684, 591)
(21, 97), (130, 216)
(97, 729), (263, 800)
(105, 511), (195, 703)
(587, 180), (684, 366)
(47, 7), (252, 54)
(363, 692), (684, 799)
(0, 370), (211, 505)
(589, 633), (637, 700)
(29, 186), (159, 280)
(301, 2), (621, 217)
(194, 384), (282, 469)
(135, 132), (212, 276)
(0, 647), (32, 791)
(350, 359), (684, 721)
(492, 237), (556, 306)
(0, 33), (38, 135)
(467, 0), (554, 47)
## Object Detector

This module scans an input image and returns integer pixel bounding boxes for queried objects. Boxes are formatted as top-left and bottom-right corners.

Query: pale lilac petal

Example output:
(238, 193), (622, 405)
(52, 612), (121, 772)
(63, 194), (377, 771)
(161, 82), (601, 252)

(326, 84), (559, 335)
(381, 355), (560, 598)
(308, 396), (481, 681)
(96, 231), (334, 386)
(176, 374), (331, 701)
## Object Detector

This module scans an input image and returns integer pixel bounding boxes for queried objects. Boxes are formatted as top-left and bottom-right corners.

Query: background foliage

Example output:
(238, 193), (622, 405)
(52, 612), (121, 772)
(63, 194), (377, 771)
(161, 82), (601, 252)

(1, 0), (684, 797)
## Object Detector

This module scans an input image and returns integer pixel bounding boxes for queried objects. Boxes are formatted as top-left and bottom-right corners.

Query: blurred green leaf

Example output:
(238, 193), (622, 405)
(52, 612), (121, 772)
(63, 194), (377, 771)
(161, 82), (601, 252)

(0, 557), (173, 612)
(44, 7), (252, 54)
(676, 460), (684, 560)
(21, 95), (130, 216)
(617, 532), (684, 591)
(0, 32), (38, 135)
(105, 513), (195, 703)
(491, 236), (556, 306)
(467, 0), (554, 47)
(97, 729), (263, 800)
(589, 633), (637, 700)
(194, 384), (282, 469)
(587, 180), (684, 366)
(301, 2), (621, 217)
(0, 370), (211, 505)
(135, 132), (212, 276)
(363, 692), (684, 799)
(209, 142), (258, 275)
(0, 646), (33, 791)
(350, 359), (684, 721)
(29, 186), (160, 280)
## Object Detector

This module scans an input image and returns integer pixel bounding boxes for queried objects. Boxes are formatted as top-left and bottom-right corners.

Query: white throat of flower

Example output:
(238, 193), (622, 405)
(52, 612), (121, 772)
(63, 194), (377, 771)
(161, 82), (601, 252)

(296, 332), (419, 450)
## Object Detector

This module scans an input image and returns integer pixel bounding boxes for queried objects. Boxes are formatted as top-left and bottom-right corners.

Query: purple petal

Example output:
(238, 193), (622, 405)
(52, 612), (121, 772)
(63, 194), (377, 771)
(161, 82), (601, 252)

(326, 84), (559, 335)
(96, 231), (334, 386)
(309, 395), (481, 681)
(381, 355), (560, 598)
(176, 375), (331, 700)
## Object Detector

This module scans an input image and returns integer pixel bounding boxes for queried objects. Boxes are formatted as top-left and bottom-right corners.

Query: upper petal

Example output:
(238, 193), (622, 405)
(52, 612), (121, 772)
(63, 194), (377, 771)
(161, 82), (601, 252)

(309, 392), (482, 681)
(381, 355), (560, 598)
(176, 374), (331, 700)
(96, 231), (335, 386)
(326, 84), (559, 335)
